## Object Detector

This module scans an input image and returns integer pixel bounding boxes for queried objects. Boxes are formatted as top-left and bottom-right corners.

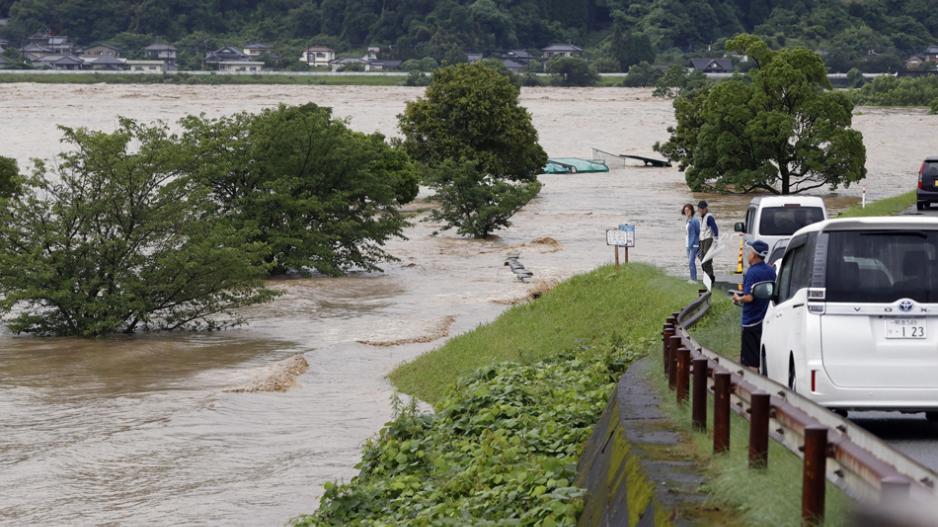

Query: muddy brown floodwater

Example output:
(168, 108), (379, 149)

(0, 84), (936, 526)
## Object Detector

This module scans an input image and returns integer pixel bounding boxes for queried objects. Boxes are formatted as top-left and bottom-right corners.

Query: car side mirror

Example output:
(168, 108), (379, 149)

(752, 282), (775, 301)
(734, 222), (745, 233)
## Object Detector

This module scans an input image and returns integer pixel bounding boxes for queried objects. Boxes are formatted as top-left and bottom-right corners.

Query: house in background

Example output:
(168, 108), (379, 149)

(542, 43), (582, 59)
(126, 59), (168, 73)
(925, 46), (938, 64)
(467, 52), (484, 63)
(500, 58), (527, 73)
(300, 45), (335, 67)
(366, 59), (402, 71)
(22, 43), (53, 61)
(27, 31), (74, 55)
(144, 43), (176, 62)
(218, 60), (264, 73)
(205, 46), (248, 66)
(82, 43), (120, 59)
(504, 49), (535, 64)
(243, 43), (272, 57)
(85, 55), (127, 71)
(33, 54), (84, 70)
(905, 54), (926, 70)
(689, 58), (733, 74)
(330, 57), (366, 71)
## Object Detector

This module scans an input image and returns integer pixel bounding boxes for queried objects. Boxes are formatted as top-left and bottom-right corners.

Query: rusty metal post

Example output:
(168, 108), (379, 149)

(713, 372), (731, 454)
(692, 358), (707, 431)
(676, 347), (690, 404)
(668, 335), (682, 389)
(662, 324), (674, 375)
(802, 426), (828, 526)
(879, 476), (911, 503)
(749, 392), (770, 469)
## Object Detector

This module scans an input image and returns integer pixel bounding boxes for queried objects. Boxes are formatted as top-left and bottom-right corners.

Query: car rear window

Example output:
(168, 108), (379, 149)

(759, 207), (825, 236)
(825, 231), (938, 303)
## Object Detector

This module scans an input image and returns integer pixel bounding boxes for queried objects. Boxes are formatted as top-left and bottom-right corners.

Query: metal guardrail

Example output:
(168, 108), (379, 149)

(663, 290), (938, 525)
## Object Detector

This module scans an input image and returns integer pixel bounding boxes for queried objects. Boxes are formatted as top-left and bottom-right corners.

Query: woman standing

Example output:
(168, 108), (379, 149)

(683, 203), (700, 283)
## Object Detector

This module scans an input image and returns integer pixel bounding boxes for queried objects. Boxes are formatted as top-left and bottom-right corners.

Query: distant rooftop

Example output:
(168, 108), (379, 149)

(543, 43), (582, 52)
(145, 43), (176, 51)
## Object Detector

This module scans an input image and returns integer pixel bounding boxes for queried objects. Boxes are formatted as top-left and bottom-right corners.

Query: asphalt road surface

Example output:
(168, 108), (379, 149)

(902, 204), (938, 216)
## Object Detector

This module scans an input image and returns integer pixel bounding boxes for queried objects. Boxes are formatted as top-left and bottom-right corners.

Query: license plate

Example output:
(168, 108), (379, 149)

(885, 318), (926, 339)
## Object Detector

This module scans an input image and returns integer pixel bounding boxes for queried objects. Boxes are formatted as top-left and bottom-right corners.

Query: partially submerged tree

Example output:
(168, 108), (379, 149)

(0, 121), (274, 336)
(0, 156), (20, 199)
(183, 104), (419, 276)
(655, 34), (866, 194)
(399, 62), (547, 238)
(547, 56), (599, 87)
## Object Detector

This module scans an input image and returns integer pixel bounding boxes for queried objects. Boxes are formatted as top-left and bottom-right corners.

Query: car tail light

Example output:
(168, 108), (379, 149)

(811, 370), (817, 392)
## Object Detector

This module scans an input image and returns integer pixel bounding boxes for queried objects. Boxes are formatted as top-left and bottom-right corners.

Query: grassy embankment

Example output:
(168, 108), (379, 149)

(0, 72), (406, 86)
(300, 262), (853, 525)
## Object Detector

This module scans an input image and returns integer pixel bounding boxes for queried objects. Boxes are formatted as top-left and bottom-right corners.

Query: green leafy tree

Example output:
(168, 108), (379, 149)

(399, 63), (547, 238)
(610, 19), (654, 71)
(183, 104), (419, 276)
(929, 97), (938, 116)
(622, 61), (660, 87)
(547, 56), (599, 86)
(0, 120), (274, 336)
(0, 156), (20, 198)
(652, 64), (706, 97)
(846, 67), (865, 88)
(655, 35), (866, 194)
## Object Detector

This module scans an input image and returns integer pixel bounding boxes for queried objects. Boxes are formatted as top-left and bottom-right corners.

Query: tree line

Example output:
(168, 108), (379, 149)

(0, 63), (545, 337)
(2, 0), (937, 72)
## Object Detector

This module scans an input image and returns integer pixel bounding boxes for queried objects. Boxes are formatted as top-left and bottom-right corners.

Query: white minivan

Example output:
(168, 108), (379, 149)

(755, 217), (938, 418)
(734, 197), (827, 263)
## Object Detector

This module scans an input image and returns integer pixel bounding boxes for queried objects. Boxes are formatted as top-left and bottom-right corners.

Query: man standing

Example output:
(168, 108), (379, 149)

(732, 240), (776, 371)
(698, 200), (719, 286)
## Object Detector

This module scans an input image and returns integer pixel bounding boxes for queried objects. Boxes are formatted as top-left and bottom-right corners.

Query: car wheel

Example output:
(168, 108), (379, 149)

(917, 202), (925, 211)
(926, 412), (938, 422)
(760, 348), (768, 376)
(788, 356), (796, 393)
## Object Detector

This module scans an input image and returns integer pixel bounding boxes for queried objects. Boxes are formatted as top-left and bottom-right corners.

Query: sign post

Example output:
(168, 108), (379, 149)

(606, 224), (636, 270)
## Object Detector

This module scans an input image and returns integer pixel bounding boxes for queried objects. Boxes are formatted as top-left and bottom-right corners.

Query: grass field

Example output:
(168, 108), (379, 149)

(0, 72), (407, 86)
(389, 263), (698, 407)
(837, 190), (915, 218)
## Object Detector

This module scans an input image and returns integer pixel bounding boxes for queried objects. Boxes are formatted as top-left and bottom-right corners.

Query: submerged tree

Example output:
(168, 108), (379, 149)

(183, 104), (419, 276)
(399, 63), (547, 238)
(0, 121), (274, 336)
(655, 34), (866, 194)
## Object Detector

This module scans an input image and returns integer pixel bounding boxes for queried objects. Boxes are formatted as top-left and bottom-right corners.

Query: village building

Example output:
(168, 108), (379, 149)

(466, 52), (484, 63)
(926, 46), (938, 64)
(33, 55), (84, 70)
(85, 56), (127, 71)
(81, 43), (121, 59)
(205, 46), (249, 66)
(300, 45), (335, 67)
(21, 43), (53, 61)
(504, 49), (535, 64)
(27, 31), (74, 55)
(500, 58), (527, 73)
(218, 60), (264, 73)
(144, 43), (177, 63)
(126, 59), (167, 73)
(243, 43), (272, 57)
(906, 54), (926, 70)
(542, 43), (583, 59)
(329, 57), (366, 71)
(366, 59), (402, 71)
(689, 58), (734, 74)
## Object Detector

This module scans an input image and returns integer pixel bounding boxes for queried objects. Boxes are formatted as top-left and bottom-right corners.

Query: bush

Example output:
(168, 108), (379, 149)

(621, 61), (661, 87)
(295, 338), (645, 526)
(592, 56), (621, 73)
(404, 71), (431, 86)
(547, 56), (599, 86)
(851, 75), (938, 107)
(931, 97), (938, 115)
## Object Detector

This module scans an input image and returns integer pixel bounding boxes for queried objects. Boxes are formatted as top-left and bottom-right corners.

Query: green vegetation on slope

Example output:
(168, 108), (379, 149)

(296, 264), (695, 525)
(390, 263), (698, 406)
(837, 191), (917, 218)
(2, 1), (936, 72)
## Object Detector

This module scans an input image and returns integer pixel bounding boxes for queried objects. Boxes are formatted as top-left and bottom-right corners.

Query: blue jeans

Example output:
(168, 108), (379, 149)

(687, 246), (699, 281)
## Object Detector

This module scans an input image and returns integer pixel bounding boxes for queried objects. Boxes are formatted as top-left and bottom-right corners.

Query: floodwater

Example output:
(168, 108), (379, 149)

(0, 85), (936, 526)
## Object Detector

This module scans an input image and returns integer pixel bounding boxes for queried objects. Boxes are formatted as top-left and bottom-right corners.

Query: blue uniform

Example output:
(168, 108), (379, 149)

(742, 261), (776, 327)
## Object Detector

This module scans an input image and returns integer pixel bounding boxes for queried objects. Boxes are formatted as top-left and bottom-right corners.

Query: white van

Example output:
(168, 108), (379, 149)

(753, 217), (938, 418)
(734, 197), (827, 261)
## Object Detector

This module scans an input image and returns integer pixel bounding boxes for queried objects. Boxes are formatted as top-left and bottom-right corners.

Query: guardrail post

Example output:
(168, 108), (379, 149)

(879, 476), (911, 503)
(662, 324), (674, 375)
(676, 347), (690, 403)
(749, 392), (770, 469)
(692, 358), (707, 431)
(713, 372), (731, 454)
(802, 426), (828, 526)
(668, 335), (681, 389)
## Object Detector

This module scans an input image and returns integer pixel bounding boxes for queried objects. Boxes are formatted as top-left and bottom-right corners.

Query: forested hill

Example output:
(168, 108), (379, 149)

(1, 0), (936, 72)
